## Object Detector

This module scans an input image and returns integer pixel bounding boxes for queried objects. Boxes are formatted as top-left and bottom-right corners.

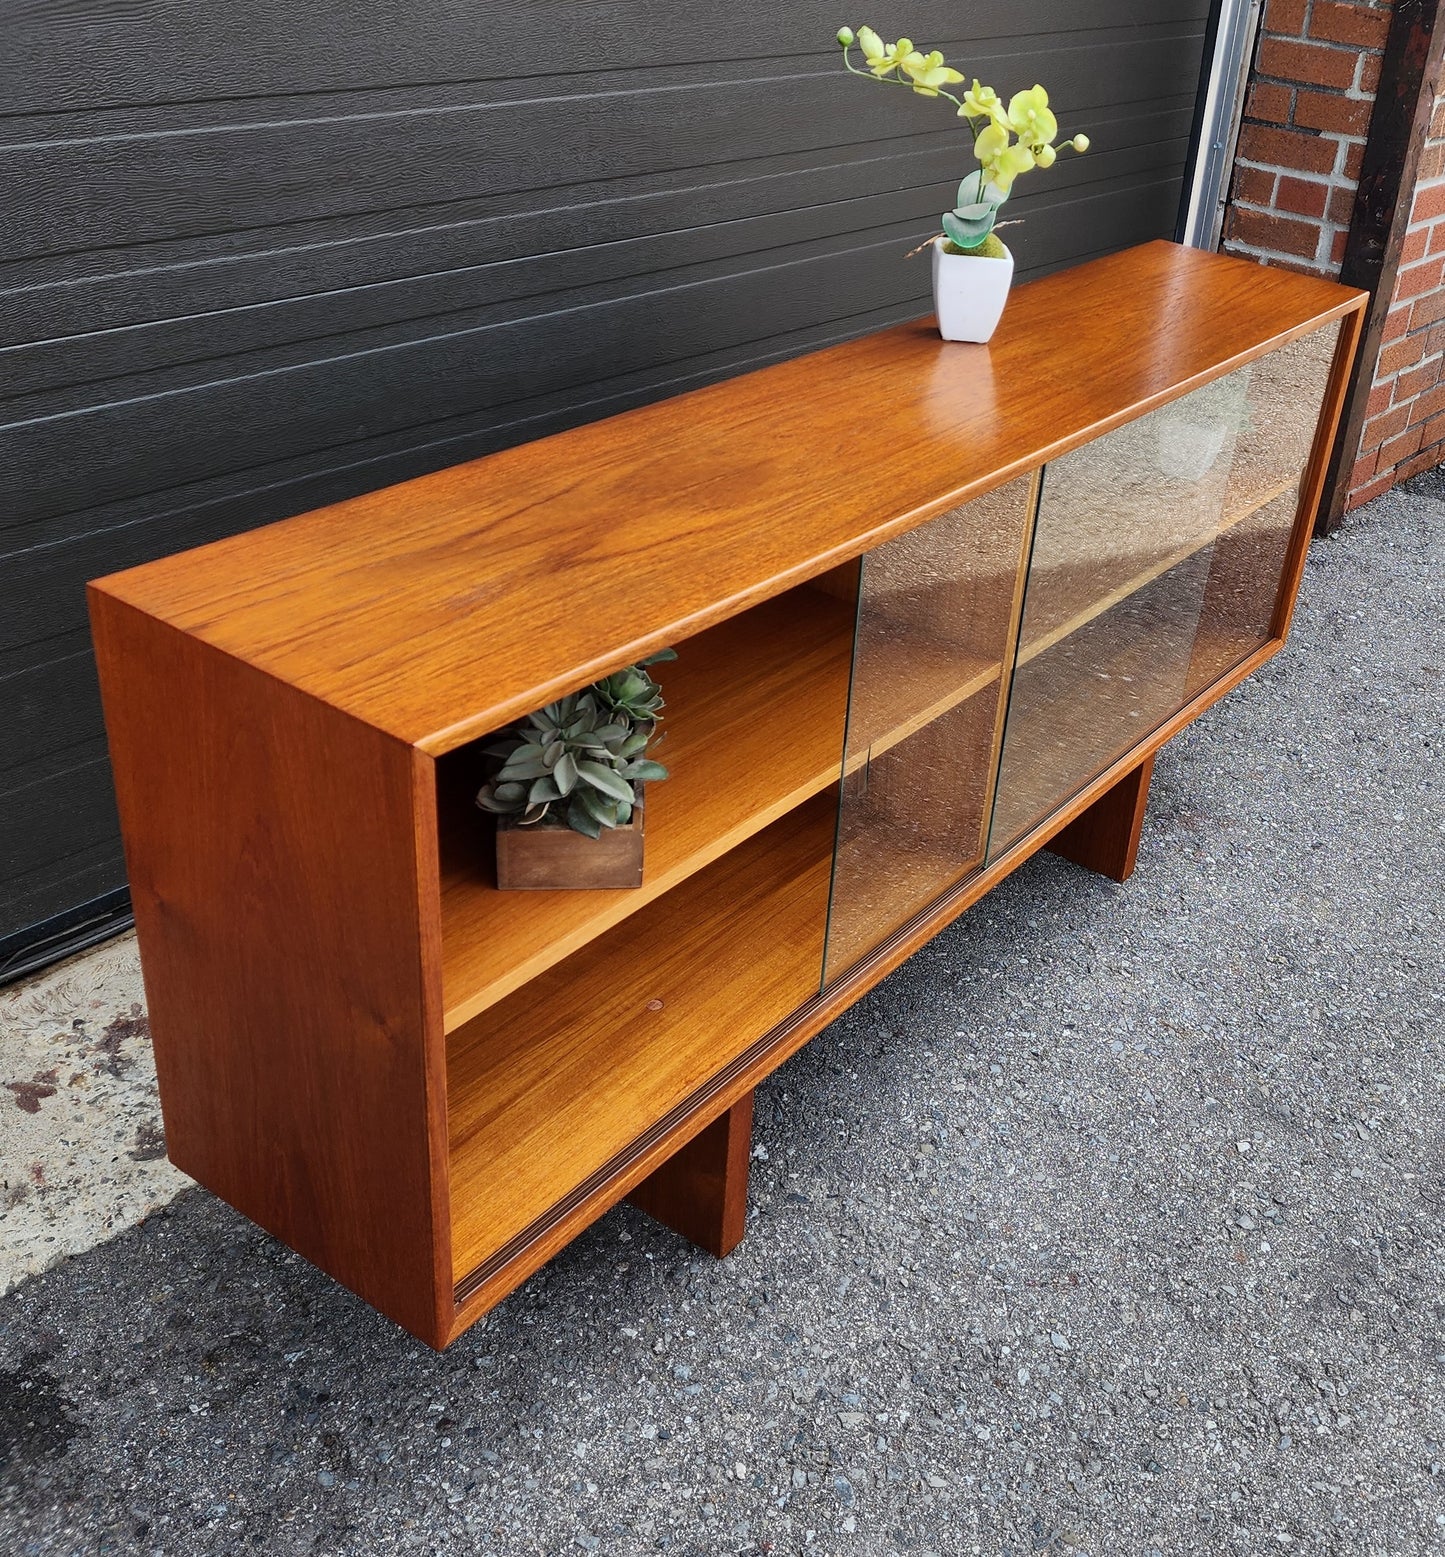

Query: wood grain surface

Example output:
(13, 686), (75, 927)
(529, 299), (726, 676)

(628, 1090), (755, 1259)
(91, 245), (1364, 757)
(87, 590), (452, 1345)
(1047, 754), (1156, 882)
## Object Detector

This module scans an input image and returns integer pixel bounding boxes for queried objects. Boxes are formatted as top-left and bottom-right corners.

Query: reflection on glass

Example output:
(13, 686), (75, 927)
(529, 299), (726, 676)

(988, 320), (1341, 857)
(824, 475), (1038, 982)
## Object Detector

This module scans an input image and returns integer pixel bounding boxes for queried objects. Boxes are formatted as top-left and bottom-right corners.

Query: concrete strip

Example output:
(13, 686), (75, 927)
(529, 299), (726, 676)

(0, 932), (187, 1296)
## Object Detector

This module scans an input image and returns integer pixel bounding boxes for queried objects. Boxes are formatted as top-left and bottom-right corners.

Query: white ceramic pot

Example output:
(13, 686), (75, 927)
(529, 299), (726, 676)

(931, 237), (1015, 343)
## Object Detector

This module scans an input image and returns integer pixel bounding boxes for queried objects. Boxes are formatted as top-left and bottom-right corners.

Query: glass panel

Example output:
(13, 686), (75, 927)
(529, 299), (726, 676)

(823, 474), (1039, 983)
(1187, 321), (1342, 695)
(988, 320), (1341, 857)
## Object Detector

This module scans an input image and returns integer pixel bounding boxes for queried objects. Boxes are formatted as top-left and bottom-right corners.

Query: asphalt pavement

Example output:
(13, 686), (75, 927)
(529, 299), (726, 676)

(2, 483), (1442, 1556)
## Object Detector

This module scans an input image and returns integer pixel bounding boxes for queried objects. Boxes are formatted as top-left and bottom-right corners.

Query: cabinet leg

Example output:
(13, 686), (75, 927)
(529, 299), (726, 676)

(628, 1090), (754, 1258)
(1047, 753), (1155, 883)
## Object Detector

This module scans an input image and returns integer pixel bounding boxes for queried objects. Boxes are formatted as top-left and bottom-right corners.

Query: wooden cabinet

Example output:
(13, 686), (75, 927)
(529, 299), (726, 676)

(88, 243), (1364, 1347)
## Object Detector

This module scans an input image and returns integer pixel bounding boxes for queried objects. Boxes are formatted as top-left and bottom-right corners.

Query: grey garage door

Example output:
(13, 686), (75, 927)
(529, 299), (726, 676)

(0, 1), (1215, 977)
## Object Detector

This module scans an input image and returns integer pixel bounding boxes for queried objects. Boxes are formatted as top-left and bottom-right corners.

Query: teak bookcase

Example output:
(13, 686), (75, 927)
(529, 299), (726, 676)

(89, 243), (1365, 1348)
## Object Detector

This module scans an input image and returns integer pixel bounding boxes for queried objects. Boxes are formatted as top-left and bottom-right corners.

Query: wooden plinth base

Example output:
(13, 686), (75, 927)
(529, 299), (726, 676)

(628, 1090), (754, 1257)
(1047, 753), (1155, 883)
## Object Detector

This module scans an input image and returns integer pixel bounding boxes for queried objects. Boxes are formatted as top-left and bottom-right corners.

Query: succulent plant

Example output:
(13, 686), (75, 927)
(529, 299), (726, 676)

(835, 26), (1089, 254)
(475, 650), (675, 838)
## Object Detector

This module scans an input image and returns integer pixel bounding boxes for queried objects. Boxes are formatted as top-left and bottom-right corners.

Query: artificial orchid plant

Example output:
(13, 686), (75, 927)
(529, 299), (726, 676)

(835, 25), (1090, 256)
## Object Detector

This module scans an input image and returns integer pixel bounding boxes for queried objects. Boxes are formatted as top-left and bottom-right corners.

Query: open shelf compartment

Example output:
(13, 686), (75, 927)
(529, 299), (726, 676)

(446, 791), (837, 1287)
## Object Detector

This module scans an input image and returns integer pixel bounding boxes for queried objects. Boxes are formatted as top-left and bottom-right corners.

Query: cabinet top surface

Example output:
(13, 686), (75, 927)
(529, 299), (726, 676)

(92, 241), (1362, 753)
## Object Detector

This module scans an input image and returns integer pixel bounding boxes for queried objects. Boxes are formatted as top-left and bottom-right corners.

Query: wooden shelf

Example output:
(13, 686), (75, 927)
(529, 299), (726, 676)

(447, 792), (835, 1285)
(438, 587), (1001, 1030)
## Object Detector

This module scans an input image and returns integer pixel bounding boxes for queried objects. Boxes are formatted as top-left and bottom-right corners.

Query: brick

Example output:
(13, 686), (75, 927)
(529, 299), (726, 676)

(1416, 410), (1445, 450)
(1402, 225), (1432, 266)
(1428, 221), (1445, 257)
(1265, 0), (1309, 35)
(1328, 185), (1357, 225)
(1344, 141), (1365, 178)
(1431, 97), (1445, 138)
(1381, 305), (1413, 344)
(1347, 470), (1396, 507)
(1378, 333), (1428, 378)
(1331, 227), (1349, 266)
(1406, 381), (1445, 425)
(1232, 165), (1277, 206)
(1419, 143), (1445, 183)
(1379, 424), (1426, 471)
(1309, 2), (1392, 49)
(1348, 453), (1378, 491)
(1394, 256), (1445, 301)
(1360, 403), (1410, 451)
(1226, 205), (1323, 259)
(1258, 38), (1361, 90)
(1392, 353), (1444, 404)
(1275, 175), (1330, 217)
(1365, 379), (1395, 418)
(1237, 123), (1337, 175)
(1357, 51), (1382, 94)
(1294, 87), (1373, 136)
(1415, 289), (1445, 332)
(1246, 81), (1294, 125)
(1426, 320), (1445, 358)
(1412, 181), (1445, 223)
(1397, 447), (1445, 483)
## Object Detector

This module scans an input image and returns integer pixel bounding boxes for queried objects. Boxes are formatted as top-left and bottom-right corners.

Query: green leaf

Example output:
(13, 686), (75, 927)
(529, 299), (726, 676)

(576, 761), (634, 802)
(528, 775), (561, 804)
(567, 796), (603, 838)
(624, 759), (669, 782)
(553, 751), (577, 794)
(497, 756), (550, 781)
(577, 786), (618, 827)
(638, 648), (677, 667)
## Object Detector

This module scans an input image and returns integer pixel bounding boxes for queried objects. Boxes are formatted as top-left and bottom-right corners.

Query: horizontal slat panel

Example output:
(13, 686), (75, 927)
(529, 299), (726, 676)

(0, 2), (1209, 115)
(3, 36), (1200, 263)
(2, 0), (1212, 947)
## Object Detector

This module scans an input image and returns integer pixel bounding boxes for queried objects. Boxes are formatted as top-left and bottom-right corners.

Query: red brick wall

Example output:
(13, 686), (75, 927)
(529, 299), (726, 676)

(1347, 92), (1445, 503)
(1223, 0), (1445, 508)
(1225, 0), (1392, 276)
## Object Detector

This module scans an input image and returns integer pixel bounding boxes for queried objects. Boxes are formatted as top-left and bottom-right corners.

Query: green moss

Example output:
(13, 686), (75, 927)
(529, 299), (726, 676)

(940, 233), (1008, 261)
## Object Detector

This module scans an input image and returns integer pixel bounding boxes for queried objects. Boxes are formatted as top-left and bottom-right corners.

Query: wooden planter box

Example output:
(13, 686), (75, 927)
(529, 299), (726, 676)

(495, 806), (644, 890)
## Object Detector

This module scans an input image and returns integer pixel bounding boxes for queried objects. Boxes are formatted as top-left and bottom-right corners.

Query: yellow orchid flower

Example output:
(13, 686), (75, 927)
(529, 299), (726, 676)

(959, 79), (1006, 124)
(973, 121), (1011, 166)
(858, 28), (921, 77)
(1007, 84), (1058, 153)
(903, 49), (964, 97)
(990, 143), (1036, 192)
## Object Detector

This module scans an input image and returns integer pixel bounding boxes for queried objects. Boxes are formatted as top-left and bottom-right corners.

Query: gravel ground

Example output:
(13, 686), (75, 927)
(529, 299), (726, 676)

(2, 486), (1442, 1557)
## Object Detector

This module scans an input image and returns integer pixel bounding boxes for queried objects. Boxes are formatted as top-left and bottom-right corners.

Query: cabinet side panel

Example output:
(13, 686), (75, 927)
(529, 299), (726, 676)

(88, 590), (448, 1345)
